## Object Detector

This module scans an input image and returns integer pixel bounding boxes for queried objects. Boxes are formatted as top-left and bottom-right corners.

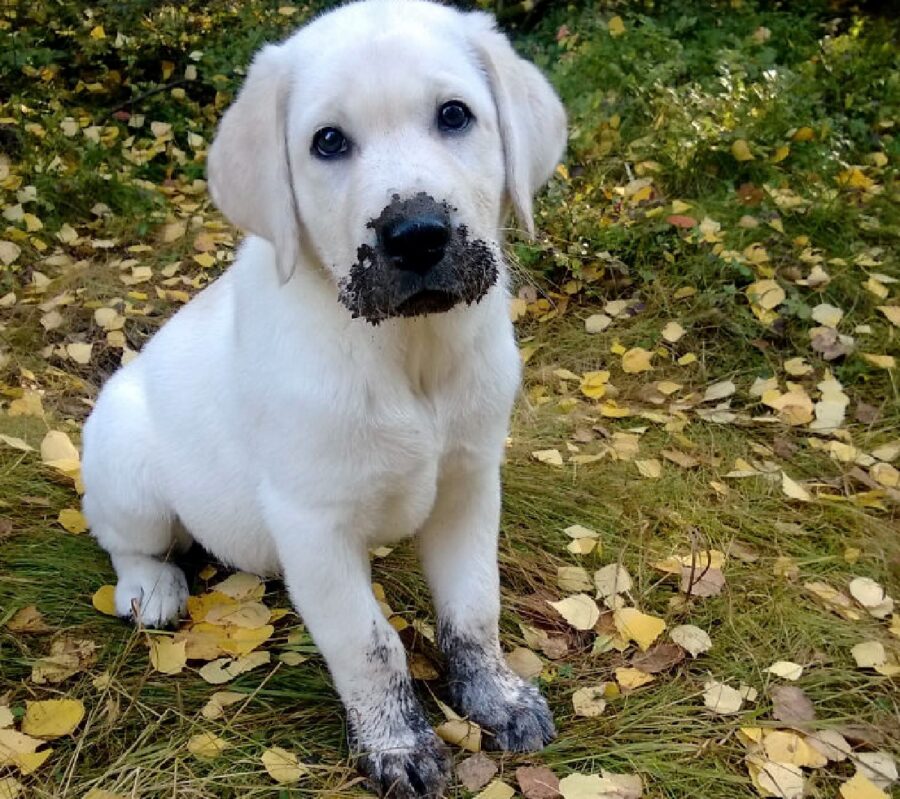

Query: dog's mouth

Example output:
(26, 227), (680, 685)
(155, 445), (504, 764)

(395, 288), (460, 317)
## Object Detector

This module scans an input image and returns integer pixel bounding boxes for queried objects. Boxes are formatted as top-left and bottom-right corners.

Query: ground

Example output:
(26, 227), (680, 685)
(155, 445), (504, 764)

(0, 1), (898, 798)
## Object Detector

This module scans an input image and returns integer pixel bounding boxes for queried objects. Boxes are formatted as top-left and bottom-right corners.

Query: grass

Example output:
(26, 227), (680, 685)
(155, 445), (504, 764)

(1, 0), (899, 797)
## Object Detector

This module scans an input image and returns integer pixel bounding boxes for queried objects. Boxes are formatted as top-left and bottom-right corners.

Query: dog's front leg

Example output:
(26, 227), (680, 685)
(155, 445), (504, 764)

(263, 490), (449, 798)
(418, 462), (555, 751)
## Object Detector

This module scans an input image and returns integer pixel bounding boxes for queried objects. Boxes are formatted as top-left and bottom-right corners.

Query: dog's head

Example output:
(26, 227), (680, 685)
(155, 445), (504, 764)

(208, 0), (566, 324)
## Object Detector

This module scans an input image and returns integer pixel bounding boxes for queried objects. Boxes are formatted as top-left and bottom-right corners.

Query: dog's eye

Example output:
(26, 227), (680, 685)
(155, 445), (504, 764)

(312, 127), (350, 158)
(437, 101), (472, 132)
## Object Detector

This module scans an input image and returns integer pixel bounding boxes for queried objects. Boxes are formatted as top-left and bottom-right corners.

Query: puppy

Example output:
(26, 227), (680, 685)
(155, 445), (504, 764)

(81, 0), (566, 795)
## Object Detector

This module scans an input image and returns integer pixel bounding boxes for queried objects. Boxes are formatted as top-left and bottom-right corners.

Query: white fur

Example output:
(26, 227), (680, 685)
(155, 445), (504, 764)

(82, 0), (565, 790)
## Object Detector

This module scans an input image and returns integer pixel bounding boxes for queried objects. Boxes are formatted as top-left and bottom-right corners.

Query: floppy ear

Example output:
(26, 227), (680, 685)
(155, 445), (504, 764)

(207, 44), (300, 282)
(469, 14), (567, 236)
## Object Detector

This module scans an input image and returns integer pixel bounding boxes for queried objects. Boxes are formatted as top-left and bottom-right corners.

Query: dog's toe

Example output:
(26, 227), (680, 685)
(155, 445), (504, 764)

(114, 559), (189, 628)
(483, 684), (556, 752)
(358, 734), (450, 799)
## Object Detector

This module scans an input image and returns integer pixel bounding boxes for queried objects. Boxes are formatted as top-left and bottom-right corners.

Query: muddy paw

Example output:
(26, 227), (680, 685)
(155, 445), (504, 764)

(357, 732), (450, 798)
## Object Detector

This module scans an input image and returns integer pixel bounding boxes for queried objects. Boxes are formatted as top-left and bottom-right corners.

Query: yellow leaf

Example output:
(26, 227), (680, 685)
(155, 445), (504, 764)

(621, 347), (653, 373)
(548, 594), (600, 631)
(792, 126), (815, 141)
(613, 608), (665, 651)
(677, 352), (697, 366)
(731, 139), (754, 161)
(476, 781), (514, 799)
(579, 370), (610, 399)
(746, 279), (785, 310)
(66, 342), (93, 365)
(212, 572), (265, 601)
(771, 144), (790, 163)
(89, 25), (105, 40)
(57, 508), (88, 534)
(839, 774), (889, 799)
(532, 449), (563, 468)
(571, 685), (608, 718)
(851, 640), (885, 669)
(862, 353), (895, 369)
(198, 651), (271, 684)
(201, 691), (245, 720)
(261, 746), (307, 784)
(635, 459), (662, 479)
(607, 15), (626, 36)
(204, 601), (271, 629)
(0, 435), (33, 452)
(148, 637), (187, 675)
(811, 302), (843, 328)
(92, 585), (117, 616)
(614, 667), (654, 691)
(584, 313), (612, 333)
(0, 729), (52, 775)
(0, 777), (24, 799)
(765, 661), (803, 680)
(670, 624), (712, 657)
(435, 718), (481, 752)
(781, 472), (812, 502)
(661, 321), (685, 343)
(21, 700), (85, 739)
(877, 305), (900, 328)
(186, 732), (229, 759)
(40, 431), (79, 464)
(193, 252), (216, 268)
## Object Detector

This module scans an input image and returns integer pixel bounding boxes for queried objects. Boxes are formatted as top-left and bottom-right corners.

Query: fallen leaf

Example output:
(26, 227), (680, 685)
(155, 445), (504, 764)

(670, 625), (712, 657)
(839, 774), (889, 799)
(533, 449), (564, 468)
(201, 691), (245, 720)
(631, 643), (685, 674)
(572, 686), (608, 718)
(92, 585), (117, 616)
(0, 729), (52, 775)
(57, 508), (87, 534)
(186, 732), (228, 759)
(516, 765), (560, 799)
(613, 608), (665, 651)
(770, 685), (815, 725)
(781, 472), (812, 502)
(811, 302), (843, 328)
(212, 572), (265, 601)
(452, 752), (497, 792)
(703, 380), (736, 402)
(436, 718), (481, 752)
(621, 348), (653, 374)
(766, 661), (803, 681)
(549, 594), (601, 630)
(21, 699), (85, 738)
(703, 680), (744, 714)
(558, 566), (593, 592)
(476, 780), (515, 799)
(261, 746), (306, 783)
(762, 730), (826, 767)
(876, 306), (900, 328)
(585, 314), (612, 333)
(747, 756), (804, 799)
(855, 751), (897, 790)
(594, 564), (633, 598)
(148, 637), (187, 675)
(607, 15), (625, 36)
(0, 435), (33, 453)
(850, 641), (885, 669)
(680, 565), (725, 598)
(6, 606), (51, 633)
(198, 651), (271, 684)
(634, 459), (661, 479)
(614, 667), (655, 691)
(661, 321), (685, 343)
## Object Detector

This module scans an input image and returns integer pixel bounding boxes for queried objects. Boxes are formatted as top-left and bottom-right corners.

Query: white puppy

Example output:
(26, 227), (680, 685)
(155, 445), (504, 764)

(82, 0), (566, 794)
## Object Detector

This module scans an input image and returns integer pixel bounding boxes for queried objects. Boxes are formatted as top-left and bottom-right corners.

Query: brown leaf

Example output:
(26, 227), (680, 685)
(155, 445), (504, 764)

(666, 214), (697, 228)
(680, 566), (726, 598)
(855, 403), (881, 425)
(516, 766), (561, 799)
(456, 752), (497, 792)
(810, 327), (852, 360)
(631, 642), (686, 674)
(6, 606), (53, 634)
(770, 685), (816, 726)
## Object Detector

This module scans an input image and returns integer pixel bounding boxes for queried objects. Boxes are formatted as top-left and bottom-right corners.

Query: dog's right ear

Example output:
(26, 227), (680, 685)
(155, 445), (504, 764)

(207, 44), (300, 282)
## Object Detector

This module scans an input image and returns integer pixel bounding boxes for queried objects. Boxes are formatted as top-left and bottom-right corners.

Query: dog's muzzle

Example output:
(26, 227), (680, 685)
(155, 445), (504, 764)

(338, 193), (499, 324)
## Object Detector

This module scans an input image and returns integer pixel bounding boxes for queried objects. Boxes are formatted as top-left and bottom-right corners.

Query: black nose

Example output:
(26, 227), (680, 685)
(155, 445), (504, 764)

(381, 214), (450, 274)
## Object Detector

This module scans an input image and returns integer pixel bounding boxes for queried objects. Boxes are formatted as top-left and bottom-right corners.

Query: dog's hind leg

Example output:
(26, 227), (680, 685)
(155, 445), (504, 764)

(81, 378), (190, 628)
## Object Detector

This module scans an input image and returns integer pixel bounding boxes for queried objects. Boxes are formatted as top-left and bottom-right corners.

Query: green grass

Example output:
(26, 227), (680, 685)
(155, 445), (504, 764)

(2, 0), (899, 797)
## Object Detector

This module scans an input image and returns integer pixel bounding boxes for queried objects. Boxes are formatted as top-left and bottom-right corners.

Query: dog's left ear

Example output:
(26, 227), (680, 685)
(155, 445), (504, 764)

(468, 14), (567, 236)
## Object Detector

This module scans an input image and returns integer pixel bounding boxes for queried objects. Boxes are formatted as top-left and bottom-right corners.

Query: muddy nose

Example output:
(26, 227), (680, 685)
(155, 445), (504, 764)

(381, 214), (450, 275)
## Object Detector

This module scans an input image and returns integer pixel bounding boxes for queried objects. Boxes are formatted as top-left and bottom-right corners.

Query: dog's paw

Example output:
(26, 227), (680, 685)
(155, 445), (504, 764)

(357, 733), (450, 798)
(450, 667), (555, 752)
(115, 559), (188, 628)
